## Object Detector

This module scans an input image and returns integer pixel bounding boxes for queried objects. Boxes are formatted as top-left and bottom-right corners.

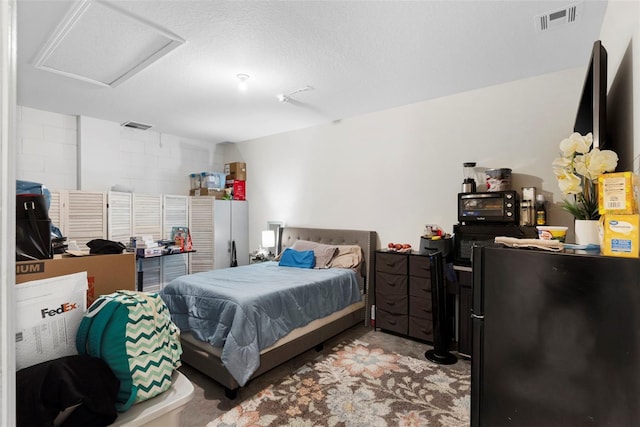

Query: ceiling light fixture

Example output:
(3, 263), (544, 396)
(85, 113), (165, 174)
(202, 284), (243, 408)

(276, 85), (314, 103)
(236, 74), (250, 91)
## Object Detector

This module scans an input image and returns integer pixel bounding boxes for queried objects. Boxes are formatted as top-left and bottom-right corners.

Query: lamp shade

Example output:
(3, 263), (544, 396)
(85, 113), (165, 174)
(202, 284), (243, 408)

(261, 230), (275, 248)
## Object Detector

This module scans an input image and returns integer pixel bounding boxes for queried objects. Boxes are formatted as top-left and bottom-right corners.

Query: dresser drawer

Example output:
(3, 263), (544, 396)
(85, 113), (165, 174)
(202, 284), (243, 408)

(375, 292), (408, 315)
(409, 255), (431, 278)
(409, 275), (430, 298)
(408, 316), (433, 342)
(376, 308), (408, 335)
(376, 252), (408, 275)
(376, 271), (407, 295)
(409, 296), (432, 319)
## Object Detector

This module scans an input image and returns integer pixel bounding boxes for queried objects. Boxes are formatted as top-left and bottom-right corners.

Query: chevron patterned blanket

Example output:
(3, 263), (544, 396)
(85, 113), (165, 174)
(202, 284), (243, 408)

(76, 290), (183, 412)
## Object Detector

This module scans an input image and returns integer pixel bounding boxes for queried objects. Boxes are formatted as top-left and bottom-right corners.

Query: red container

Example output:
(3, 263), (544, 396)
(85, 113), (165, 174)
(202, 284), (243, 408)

(226, 179), (246, 200)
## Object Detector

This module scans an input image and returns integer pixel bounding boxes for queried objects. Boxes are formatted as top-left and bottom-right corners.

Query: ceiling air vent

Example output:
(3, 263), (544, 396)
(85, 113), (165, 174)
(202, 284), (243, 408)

(535, 2), (582, 32)
(121, 121), (152, 131)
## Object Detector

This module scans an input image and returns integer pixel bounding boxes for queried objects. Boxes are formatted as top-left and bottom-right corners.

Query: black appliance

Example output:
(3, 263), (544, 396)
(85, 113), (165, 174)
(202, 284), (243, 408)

(458, 191), (518, 224)
(452, 223), (536, 266)
(574, 40), (607, 149)
(424, 251), (457, 365)
(471, 245), (640, 427)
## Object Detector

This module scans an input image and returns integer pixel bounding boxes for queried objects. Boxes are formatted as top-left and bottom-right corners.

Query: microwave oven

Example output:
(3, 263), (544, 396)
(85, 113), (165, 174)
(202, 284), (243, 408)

(458, 191), (518, 224)
(453, 224), (537, 266)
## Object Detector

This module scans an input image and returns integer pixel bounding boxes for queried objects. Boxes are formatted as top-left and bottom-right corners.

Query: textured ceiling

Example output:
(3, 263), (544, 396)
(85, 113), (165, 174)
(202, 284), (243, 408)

(17, 0), (608, 143)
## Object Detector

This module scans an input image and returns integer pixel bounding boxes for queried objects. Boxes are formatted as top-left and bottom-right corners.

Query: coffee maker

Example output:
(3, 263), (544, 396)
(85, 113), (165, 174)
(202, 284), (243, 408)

(520, 186), (536, 226)
(461, 162), (476, 193)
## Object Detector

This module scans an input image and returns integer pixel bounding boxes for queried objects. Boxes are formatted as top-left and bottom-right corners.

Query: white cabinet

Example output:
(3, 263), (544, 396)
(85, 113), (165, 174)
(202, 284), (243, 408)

(189, 198), (248, 273)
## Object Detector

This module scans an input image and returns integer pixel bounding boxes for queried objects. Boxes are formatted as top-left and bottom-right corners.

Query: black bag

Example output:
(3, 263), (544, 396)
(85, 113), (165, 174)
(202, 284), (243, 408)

(16, 194), (53, 261)
(86, 239), (126, 255)
(230, 240), (238, 267)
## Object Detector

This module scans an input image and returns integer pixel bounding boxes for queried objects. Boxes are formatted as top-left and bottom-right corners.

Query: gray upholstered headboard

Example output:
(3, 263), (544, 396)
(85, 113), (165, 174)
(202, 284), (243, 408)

(279, 226), (377, 325)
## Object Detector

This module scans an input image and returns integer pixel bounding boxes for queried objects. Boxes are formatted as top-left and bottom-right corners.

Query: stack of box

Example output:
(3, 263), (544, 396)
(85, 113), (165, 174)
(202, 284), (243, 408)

(599, 171), (640, 258)
(225, 162), (246, 200)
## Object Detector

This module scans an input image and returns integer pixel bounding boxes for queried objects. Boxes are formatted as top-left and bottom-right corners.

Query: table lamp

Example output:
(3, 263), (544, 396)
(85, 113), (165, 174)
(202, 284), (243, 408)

(261, 230), (276, 257)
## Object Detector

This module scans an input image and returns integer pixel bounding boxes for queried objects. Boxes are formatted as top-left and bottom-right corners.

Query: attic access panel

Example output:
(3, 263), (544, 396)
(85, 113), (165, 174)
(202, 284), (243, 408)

(33, 0), (185, 88)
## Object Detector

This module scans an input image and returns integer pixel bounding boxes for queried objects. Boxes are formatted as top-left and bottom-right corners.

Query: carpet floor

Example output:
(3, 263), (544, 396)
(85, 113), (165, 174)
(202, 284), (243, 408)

(177, 324), (470, 427)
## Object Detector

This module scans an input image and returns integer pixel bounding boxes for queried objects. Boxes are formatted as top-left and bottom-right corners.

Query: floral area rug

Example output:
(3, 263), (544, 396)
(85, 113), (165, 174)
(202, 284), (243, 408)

(206, 339), (470, 426)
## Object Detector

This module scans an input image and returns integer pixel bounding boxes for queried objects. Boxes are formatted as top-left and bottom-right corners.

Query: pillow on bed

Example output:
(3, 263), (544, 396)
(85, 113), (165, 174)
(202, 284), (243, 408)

(328, 244), (364, 270)
(290, 240), (339, 269)
(278, 248), (315, 268)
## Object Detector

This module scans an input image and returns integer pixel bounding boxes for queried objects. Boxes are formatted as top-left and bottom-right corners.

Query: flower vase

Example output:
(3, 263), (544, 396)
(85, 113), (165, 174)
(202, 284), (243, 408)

(574, 219), (600, 245)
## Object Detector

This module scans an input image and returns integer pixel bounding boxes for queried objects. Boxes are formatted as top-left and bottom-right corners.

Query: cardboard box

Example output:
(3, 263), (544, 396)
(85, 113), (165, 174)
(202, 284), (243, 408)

(600, 214), (640, 258)
(599, 172), (640, 215)
(224, 162), (246, 181)
(226, 179), (246, 200)
(16, 252), (136, 306)
(189, 188), (226, 199)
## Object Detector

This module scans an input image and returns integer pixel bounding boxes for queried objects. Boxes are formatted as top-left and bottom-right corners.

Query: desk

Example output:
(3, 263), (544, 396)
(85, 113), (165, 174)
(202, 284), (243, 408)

(136, 250), (195, 291)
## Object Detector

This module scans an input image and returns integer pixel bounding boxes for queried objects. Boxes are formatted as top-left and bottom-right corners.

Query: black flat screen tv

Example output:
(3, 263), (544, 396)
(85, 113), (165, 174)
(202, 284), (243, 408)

(573, 40), (607, 149)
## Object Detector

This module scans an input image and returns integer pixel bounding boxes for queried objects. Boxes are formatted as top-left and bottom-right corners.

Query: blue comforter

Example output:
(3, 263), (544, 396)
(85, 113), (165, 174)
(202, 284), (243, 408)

(159, 261), (361, 386)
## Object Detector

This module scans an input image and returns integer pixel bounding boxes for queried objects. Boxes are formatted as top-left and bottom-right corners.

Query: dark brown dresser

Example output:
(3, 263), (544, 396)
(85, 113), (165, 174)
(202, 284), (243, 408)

(374, 250), (434, 342)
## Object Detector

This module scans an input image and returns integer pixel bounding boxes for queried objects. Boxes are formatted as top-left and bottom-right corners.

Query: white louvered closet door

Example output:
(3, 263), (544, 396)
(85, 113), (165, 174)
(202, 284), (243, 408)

(48, 190), (65, 236)
(189, 197), (215, 273)
(133, 193), (163, 292)
(64, 191), (107, 250)
(132, 193), (163, 240)
(162, 195), (190, 288)
(107, 191), (133, 245)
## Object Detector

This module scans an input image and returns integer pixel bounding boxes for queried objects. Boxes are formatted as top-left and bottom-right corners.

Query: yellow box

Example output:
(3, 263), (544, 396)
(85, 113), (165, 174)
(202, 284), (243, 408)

(600, 214), (640, 258)
(598, 172), (640, 215)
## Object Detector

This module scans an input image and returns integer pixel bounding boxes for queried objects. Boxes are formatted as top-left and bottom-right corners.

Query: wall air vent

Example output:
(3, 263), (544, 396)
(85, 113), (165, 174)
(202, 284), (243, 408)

(121, 121), (153, 130)
(535, 2), (582, 32)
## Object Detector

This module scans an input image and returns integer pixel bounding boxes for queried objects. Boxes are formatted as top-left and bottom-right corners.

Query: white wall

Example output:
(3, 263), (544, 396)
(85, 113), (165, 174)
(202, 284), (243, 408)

(232, 68), (585, 250)
(16, 109), (224, 195)
(78, 116), (223, 195)
(599, 0), (640, 172)
(15, 0), (640, 252)
(16, 106), (77, 189)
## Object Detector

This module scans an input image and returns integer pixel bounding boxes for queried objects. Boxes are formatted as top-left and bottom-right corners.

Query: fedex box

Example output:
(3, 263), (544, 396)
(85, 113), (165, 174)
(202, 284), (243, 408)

(16, 252), (136, 306)
(15, 272), (87, 370)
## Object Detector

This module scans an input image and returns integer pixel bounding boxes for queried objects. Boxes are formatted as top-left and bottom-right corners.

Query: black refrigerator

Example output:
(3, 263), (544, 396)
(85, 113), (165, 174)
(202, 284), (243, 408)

(471, 245), (640, 426)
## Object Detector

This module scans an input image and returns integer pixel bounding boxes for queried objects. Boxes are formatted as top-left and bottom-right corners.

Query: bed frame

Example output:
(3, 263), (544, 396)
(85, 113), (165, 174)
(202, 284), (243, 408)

(179, 227), (377, 398)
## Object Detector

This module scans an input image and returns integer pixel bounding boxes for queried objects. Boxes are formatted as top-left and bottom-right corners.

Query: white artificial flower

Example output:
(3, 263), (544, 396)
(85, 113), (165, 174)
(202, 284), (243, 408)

(557, 171), (582, 195)
(553, 131), (618, 220)
(587, 148), (619, 176)
(559, 132), (592, 157)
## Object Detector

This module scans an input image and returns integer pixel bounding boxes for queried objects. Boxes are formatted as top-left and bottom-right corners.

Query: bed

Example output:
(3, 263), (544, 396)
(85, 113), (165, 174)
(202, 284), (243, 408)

(160, 227), (376, 398)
